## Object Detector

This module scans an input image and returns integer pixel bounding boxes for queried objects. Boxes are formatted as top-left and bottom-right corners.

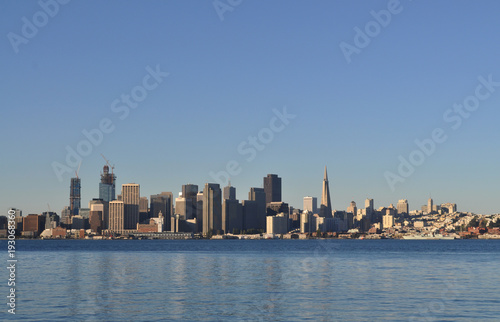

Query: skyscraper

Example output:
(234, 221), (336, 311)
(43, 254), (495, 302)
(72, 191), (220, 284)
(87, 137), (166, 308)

(150, 192), (173, 231)
(249, 187), (266, 230)
(222, 199), (243, 234)
(122, 183), (140, 229)
(99, 165), (116, 202)
(264, 174), (281, 205)
(182, 184), (198, 220)
(109, 200), (124, 233)
(69, 177), (81, 216)
(303, 196), (318, 214)
(223, 182), (236, 201)
(320, 166), (332, 218)
(203, 183), (222, 235)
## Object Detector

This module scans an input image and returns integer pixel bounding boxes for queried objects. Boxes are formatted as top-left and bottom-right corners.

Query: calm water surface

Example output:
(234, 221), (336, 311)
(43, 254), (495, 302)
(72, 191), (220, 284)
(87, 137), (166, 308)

(2, 239), (499, 321)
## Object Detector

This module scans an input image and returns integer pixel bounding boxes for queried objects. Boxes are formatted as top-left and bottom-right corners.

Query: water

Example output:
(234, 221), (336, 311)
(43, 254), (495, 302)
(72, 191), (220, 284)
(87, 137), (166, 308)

(2, 239), (500, 321)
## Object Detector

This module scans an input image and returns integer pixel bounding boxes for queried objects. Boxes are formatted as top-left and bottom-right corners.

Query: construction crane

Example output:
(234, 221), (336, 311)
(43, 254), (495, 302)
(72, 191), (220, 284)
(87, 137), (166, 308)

(75, 161), (82, 179)
(100, 154), (115, 184)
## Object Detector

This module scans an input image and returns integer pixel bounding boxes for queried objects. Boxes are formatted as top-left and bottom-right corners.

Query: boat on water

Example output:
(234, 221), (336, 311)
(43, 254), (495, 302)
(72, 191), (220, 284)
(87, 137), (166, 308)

(402, 233), (458, 240)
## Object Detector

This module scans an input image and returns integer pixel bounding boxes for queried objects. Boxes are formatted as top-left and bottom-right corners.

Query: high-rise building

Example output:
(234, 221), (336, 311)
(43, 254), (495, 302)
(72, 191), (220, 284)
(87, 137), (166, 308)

(249, 187), (266, 230)
(89, 210), (103, 233)
(242, 200), (257, 231)
(397, 199), (409, 215)
(43, 212), (59, 229)
(89, 198), (108, 229)
(139, 196), (149, 223)
(99, 165), (116, 202)
(182, 184), (198, 220)
(109, 200), (124, 233)
(70, 177), (81, 216)
(427, 198), (434, 214)
(365, 198), (374, 221)
(303, 196), (318, 214)
(203, 183), (222, 235)
(196, 191), (203, 233)
(23, 214), (46, 237)
(222, 199), (243, 234)
(320, 167), (332, 218)
(150, 192), (173, 231)
(264, 174), (281, 205)
(223, 182), (236, 201)
(266, 202), (289, 217)
(175, 195), (193, 220)
(122, 183), (140, 230)
(347, 201), (357, 216)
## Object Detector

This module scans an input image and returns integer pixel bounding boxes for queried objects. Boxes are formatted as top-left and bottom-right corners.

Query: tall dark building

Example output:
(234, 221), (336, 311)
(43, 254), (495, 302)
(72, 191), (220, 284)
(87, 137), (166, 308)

(203, 183), (222, 235)
(99, 165), (116, 202)
(70, 177), (81, 216)
(249, 187), (266, 230)
(264, 174), (281, 205)
(182, 184), (198, 221)
(222, 199), (243, 234)
(150, 192), (173, 231)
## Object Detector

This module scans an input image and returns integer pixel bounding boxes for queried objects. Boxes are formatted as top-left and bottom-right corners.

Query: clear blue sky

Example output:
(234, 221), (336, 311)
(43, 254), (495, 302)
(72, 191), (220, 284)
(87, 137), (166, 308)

(1, 0), (500, 215)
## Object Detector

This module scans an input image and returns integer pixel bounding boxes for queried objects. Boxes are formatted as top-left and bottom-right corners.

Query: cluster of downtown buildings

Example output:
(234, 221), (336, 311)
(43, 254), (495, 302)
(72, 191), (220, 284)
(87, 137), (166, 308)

(3, 164), (500, 239)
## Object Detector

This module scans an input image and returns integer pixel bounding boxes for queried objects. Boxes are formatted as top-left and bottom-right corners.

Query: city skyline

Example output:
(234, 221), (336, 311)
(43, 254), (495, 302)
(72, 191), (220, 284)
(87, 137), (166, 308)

(5, 161), (498, 217)
(2, 1), (500, 215)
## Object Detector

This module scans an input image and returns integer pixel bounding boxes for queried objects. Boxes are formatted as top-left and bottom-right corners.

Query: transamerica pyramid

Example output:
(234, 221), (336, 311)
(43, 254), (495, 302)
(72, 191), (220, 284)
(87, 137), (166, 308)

(320, 166), (333, 218)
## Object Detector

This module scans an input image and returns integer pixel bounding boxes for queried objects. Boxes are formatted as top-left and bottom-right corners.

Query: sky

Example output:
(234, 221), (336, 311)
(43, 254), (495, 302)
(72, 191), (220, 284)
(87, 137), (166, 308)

(1, 0), (500, 216)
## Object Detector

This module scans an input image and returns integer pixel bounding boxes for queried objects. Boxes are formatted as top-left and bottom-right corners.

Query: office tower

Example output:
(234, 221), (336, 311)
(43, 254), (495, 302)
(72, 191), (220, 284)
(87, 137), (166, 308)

(303, 196), (318, 214)
(266, 202), (289, 217)
(60, 206), (71, 225)
(150, 192), (173, 231)
(222, 199), (243, 234)
(264, 174), (282, 205)
(427, 198), (433, 214)
(223, 182), (236, 201)
(203, 183), (222, 235)
(182, 184), (198, 219)
(365, 198), (374, 221)
(122, 183), (139, 230)
(300, 211), (314, 233)
(197, 192), (203, 233)
(109, 200), (124, 233)
(347, 201), (357, 216)
(89, 210), (103, 233)
(139, 197), (148, 214)
(43, 212), (59, 229)
(79, 208), (90, 219)
(89, 198), (108, 229)
(70, 177), (81, 216)
(397, 199), (409, 215)
(139, 196), (149, 223)
(320, 167), (332, 218)
(266, 214), (288, 235)
(249, 187), (266, 230)
(23, 214), (46, 237)
(99, 165), (116, 202)
(242, 200), (257, 231)
(175, 195), (193, 220)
